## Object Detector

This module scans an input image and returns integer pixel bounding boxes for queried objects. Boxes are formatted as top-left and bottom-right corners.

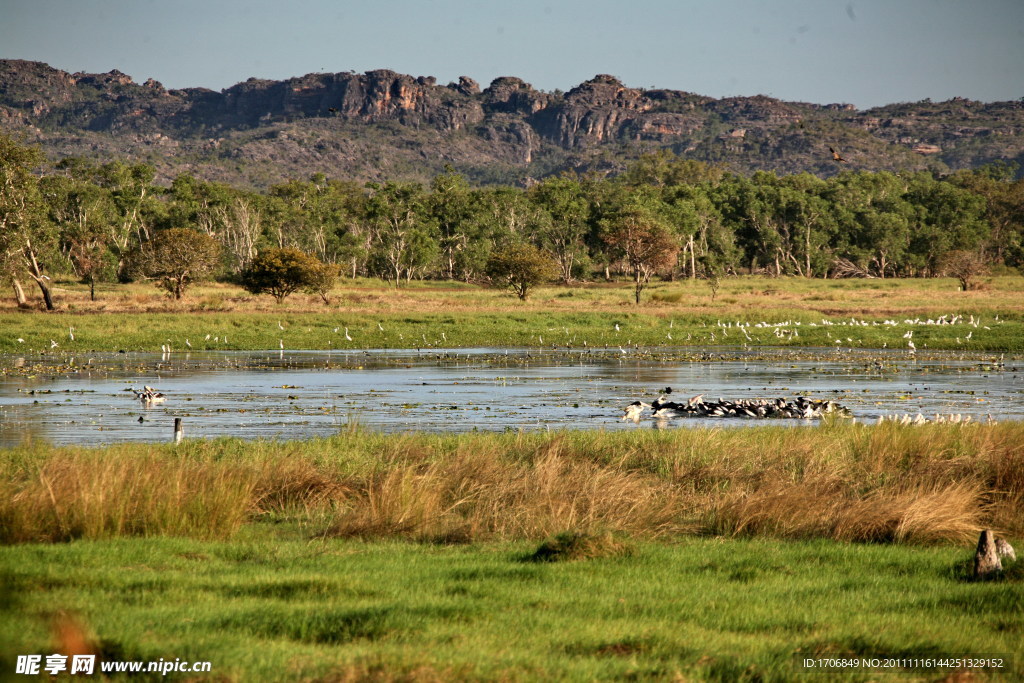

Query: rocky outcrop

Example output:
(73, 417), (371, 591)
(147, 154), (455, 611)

(189, 69), (484, 130)
(482, 77), (550, 115)
(2, 59), (1023, 188)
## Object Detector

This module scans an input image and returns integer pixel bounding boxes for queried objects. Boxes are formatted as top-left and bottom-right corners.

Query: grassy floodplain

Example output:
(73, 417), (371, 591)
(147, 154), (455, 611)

(1, 275), (1024, 354)
(1, 425), (1022, 680)
(2, 276), (1024, 680)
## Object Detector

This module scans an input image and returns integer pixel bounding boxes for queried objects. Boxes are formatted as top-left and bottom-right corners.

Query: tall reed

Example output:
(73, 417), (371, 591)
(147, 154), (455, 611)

(2, 422), (1021, 544)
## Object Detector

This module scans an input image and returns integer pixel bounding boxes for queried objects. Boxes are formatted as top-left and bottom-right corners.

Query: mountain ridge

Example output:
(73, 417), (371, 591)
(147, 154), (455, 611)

(2, 59), (1022, 187)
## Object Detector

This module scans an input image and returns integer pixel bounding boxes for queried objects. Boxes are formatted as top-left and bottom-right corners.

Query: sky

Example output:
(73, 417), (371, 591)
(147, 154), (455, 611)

(2, 0), (1023, 110)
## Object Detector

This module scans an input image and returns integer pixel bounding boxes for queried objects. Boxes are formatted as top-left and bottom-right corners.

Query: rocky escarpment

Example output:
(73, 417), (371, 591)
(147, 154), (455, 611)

(2, 59), (1023, 188)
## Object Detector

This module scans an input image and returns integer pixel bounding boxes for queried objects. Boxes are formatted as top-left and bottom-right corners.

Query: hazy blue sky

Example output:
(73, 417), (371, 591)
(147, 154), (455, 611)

(2, 0), (1022, 109)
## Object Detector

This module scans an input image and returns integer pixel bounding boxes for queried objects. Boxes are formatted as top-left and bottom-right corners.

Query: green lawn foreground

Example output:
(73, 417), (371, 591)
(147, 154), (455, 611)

(1, 533), (1021, 681)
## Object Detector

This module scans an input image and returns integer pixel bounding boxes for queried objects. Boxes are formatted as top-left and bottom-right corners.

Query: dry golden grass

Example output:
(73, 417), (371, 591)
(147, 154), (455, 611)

(705, 479), (984, 543)
(0, 446), (257, 542)
(2, 422), (1022, 545)
(10, 275), (1024, 319)
(327, 440), (691, 542)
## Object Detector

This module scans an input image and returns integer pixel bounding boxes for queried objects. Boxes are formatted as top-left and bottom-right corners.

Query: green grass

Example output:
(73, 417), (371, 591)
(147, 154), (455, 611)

(3, 275), (1023, 353)
(2, 307), (1023, 355)
(1, 534), (1020, 681)
(2, 425), (1023, 679)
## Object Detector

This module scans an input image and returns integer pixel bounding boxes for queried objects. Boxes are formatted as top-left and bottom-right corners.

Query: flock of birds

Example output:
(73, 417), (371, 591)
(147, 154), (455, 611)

(18, 312), (1000, 356)
(22, 317), (1003, 427)
(876, 413), (990, 426)
(131, 385), (166, 405)
(623, 387), (850, 422)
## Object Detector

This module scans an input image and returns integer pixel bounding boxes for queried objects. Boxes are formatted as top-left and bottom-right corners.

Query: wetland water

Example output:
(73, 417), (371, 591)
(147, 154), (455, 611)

(1, 347), (1021, 447)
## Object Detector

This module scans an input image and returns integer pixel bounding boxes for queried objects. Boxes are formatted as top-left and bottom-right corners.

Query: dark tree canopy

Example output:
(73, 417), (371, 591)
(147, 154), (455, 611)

(126, 228), (221, 299)
(302, 259), (340, 305)
(485, 243), (558, 300)
(241, 247), (329, 303)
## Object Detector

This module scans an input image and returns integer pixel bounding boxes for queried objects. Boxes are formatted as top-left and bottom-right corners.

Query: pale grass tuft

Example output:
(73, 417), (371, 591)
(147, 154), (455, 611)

(251, 457), (353, 515)
(327, 445), (692, 542)
(704, 478), (984, 543)
(0, 449), (256, 543)
(835, 482), (984, 543)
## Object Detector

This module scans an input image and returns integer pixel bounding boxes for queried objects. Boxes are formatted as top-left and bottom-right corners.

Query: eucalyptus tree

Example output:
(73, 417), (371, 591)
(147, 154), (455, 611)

(364, 181), (439, 284)
(323, 179), (371, 279)
(41, 174), (116, 300)
(165, 175), (257, 276)
(94, 161), (160, 275)
(715, 173), (786, 275)
(269, 174), (357, 262)
(601, 192), (680, 303)
(126, 228), (222, 300)
(904, 172), (989, 275)
(778, 172), (835, 277)
(582, 180), (632, 280)
(621, 151), (727, 188)
(0, 135), (56, 309)
(664, 184), (738, 279)
(428, 169), (480, 280)
(948, 165), (1024, 266)
(528, 174), (591, 283)
(825, 171), (913, 278)
(475, 185), (541, 240)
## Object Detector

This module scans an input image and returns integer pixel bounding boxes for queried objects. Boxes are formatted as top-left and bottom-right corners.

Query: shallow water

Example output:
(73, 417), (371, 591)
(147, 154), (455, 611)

(1, 347), (1021, 446)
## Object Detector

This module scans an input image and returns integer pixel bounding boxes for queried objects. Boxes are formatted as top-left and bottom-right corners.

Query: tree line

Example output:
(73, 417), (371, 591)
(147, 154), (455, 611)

(3, 134), (1023, 308)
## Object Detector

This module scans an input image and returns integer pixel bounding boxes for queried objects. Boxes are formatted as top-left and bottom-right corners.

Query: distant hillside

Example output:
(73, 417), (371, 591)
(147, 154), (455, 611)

(2, 59), (1023, 187)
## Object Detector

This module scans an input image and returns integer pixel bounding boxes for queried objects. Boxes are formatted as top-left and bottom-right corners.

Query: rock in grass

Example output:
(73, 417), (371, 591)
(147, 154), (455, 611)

(995, 537), (1016, 562)
(974, 530), (1002, 579)
(528, 531), (633, 563)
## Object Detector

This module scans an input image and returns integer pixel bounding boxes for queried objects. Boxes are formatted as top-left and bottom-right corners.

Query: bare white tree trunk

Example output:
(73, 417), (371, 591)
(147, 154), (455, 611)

(12, 278), (27, 307)
(214, 198), (262, 273)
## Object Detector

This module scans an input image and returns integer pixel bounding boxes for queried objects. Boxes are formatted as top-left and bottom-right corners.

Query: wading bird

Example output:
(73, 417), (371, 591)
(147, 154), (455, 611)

(133, 386), (166, 405)
(622, 401), (651, 423)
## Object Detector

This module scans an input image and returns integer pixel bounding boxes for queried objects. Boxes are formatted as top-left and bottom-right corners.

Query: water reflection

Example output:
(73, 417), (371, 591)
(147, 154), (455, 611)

(1, 347), (1021, 447)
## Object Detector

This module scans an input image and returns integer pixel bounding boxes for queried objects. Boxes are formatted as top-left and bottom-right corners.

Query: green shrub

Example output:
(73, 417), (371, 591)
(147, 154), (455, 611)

(241, 248), (329, 303)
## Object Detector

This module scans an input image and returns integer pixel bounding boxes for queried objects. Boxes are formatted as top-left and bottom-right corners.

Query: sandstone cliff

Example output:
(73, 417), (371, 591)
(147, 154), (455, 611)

(2, 59), (1022, 187)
